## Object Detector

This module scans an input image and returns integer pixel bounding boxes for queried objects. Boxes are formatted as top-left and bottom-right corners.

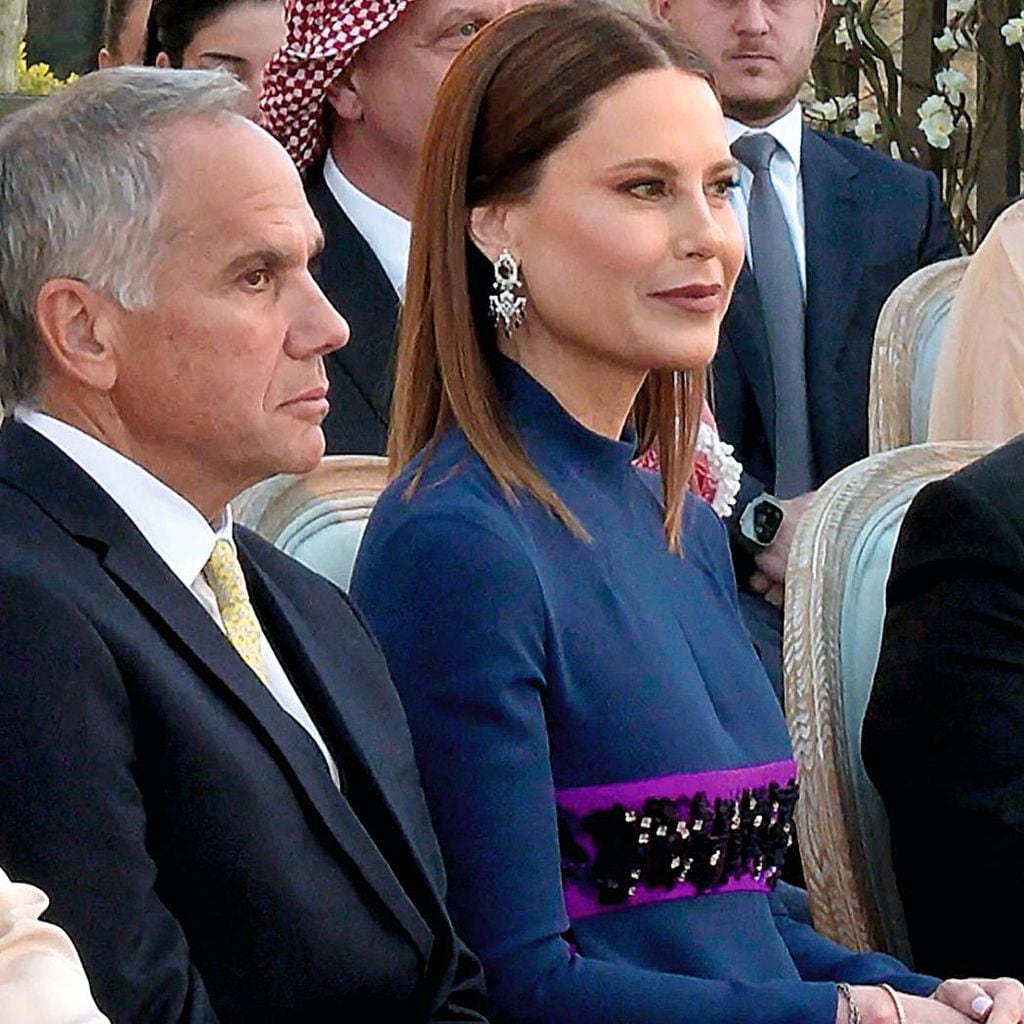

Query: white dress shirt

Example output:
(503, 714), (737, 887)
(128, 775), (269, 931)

(16, 411), (340, 788)
(323, 151), (412, 301)
(726, 103), (806, 291)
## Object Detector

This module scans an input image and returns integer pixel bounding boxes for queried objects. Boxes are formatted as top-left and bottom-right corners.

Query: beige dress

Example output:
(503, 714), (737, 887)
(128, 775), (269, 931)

(929, 201), (1024, 442)
(0, 869), (109, 1024)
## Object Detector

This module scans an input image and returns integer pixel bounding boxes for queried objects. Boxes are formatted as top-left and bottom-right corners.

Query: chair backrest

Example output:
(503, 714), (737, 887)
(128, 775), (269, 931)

(869, 256), (970, 454)
(233, 455), (389, 591)
(783, 441), (992, 962)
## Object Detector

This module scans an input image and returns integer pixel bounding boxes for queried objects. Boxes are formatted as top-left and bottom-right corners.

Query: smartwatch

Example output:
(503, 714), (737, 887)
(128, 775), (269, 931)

(738, 493), (785, 552)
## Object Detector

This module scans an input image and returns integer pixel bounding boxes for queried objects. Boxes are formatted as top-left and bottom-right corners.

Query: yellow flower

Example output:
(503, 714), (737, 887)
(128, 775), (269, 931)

(15, 41), (77, 96)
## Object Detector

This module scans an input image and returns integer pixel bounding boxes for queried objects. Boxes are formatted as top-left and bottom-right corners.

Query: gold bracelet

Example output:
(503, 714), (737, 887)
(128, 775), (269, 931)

(880, 984), (909, 1024)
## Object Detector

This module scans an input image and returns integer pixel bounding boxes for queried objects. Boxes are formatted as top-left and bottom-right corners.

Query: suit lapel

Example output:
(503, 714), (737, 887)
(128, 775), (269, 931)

(306, 175), (400, 429)
(720, 264), (777, 444)
(801, 128), (862, 470)
(0, 422), (434, 963)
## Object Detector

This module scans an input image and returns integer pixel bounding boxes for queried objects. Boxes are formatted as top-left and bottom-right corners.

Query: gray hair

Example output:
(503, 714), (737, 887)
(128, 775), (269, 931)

(0, 67), (247, 407)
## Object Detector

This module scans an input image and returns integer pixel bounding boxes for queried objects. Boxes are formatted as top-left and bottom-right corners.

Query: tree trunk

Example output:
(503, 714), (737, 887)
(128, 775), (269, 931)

(0, 0), (27, 93)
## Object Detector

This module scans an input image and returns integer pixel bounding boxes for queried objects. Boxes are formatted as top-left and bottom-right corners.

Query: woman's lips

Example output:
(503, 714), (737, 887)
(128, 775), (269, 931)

(650, 283), (723, 315)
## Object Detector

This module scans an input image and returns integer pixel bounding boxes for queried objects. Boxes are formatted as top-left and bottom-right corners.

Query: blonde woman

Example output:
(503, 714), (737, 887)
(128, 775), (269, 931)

(929, 200), (1024, 442)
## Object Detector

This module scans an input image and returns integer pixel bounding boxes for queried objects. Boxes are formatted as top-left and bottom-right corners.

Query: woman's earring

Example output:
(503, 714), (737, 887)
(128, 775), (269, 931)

(489, 248), (527, 337)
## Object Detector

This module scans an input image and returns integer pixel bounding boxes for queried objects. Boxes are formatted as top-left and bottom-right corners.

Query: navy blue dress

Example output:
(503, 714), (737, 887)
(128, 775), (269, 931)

(351, 359), (936, 1024)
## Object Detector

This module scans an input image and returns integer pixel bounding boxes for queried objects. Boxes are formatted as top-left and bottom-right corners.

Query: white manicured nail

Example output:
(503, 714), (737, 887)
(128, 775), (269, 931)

(971, 995), (993, 1016)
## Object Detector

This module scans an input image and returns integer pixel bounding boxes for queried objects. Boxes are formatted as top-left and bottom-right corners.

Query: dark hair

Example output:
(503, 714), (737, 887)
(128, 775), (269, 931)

(144, 0), (278, 66)
(391, 0), (717, 553)
(103, 0), (149, 57)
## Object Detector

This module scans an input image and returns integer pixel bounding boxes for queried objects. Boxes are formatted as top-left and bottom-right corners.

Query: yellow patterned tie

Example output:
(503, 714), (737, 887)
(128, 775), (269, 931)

(202, 539), (268, 684)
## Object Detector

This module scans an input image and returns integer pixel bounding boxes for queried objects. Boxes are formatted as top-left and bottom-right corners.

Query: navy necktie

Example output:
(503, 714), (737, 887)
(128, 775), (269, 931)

(731, 133), (815, 498)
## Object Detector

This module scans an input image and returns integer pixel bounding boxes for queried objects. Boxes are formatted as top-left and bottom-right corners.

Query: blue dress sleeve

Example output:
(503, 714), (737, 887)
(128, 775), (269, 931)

(352, 506), (851, 1024)
(769, 896), (937, 993)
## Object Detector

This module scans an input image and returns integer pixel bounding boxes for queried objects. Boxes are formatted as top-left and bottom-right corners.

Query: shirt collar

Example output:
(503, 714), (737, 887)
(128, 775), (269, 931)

(16, 410), (231, 588)
(725, 102), (804, 173)
(322, 151), (412, 299)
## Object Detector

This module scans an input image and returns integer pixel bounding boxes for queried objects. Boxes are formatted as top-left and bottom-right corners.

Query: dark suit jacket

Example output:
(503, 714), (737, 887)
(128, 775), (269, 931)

(714, 127), (961, 516)
(307, 174), (401, 456)
(863, 436), (1024, 978)
(0, 421), (488, 1023)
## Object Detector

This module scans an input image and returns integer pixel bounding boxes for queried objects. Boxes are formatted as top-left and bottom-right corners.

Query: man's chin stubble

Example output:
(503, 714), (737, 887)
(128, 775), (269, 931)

(721, 79), (802, 127)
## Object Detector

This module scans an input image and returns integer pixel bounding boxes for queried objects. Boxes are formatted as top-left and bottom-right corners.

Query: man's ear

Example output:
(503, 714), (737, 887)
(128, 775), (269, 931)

(467, 203), (518, 264)
(34, 279), (120, 394)
(97, 46), (115, 70)
(154, 51), (172, 69)
(814, 0), (829, 38)
(325, 66), (363, 123)
(648, 0), (673, 24)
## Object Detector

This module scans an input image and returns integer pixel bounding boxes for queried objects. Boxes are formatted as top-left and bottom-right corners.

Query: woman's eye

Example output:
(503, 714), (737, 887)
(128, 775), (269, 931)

(454, 19), (482, 39)
(626, 180), (668, 200)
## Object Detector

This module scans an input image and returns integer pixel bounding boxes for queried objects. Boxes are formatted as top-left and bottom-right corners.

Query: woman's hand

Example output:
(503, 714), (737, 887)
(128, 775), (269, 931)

(837, 985), (973, 1024)
(933, 978), (1024, 1024)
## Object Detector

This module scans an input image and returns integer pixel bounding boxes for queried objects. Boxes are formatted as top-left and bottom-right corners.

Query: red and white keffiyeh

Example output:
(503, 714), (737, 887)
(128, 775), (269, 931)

(260, 0), (416, 174)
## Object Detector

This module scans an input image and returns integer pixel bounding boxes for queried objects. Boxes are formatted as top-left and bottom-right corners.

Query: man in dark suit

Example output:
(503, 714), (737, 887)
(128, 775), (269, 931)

(260, 0), (521, 455)
(864, 439), (1024, 978)
(651, 0), (960, 694)
(0, 68), (488, 1023)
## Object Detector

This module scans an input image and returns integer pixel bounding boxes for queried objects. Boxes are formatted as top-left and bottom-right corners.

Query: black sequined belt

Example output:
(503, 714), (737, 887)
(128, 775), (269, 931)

(557, 760), (799, 921)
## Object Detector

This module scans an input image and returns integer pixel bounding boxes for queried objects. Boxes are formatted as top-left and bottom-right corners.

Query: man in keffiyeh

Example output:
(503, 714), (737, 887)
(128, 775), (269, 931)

(261, 0), (521, 455)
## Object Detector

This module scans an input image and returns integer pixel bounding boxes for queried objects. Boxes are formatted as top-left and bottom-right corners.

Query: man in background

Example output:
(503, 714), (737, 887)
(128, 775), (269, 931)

(651, 0), (960, 694)
(98, 0), (152, 66)
(261, 0), (524, 454)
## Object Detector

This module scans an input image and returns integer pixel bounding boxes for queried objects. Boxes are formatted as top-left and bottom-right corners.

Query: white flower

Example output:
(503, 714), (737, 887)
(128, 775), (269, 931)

(935, 67), (968, 103)
(807, 93), (856, 123)
(917, 94), (948, 118)
(1002, 15), (1024, 46)
(695, 423), (742, 519)
(854, 110), (880, 144)
(834, 19), (868, 51)
(917, 94), (955, 149)
(933, 26), (968, 52)
(806, 98), (839, 122)
(948, 0), (974, 13)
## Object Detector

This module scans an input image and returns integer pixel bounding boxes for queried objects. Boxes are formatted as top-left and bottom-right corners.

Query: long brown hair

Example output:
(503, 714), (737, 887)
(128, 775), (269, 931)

(391, 0), (716, 553)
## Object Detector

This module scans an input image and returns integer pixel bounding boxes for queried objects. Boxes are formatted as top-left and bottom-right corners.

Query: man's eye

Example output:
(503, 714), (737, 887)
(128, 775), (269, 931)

(709, 177), (740, 198)
(242, 268), (271, 289)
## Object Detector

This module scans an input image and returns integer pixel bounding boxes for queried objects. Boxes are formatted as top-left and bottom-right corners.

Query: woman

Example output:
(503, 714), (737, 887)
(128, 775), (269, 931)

(350, 4), (1023, 1023)
(0, 868), (109, 1024)
(145, 0), (285, 116)
(928, 200), (1024, 443)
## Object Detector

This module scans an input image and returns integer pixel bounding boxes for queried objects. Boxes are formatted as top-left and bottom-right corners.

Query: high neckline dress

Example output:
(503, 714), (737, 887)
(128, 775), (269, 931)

(351, 357), (936, 1024)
